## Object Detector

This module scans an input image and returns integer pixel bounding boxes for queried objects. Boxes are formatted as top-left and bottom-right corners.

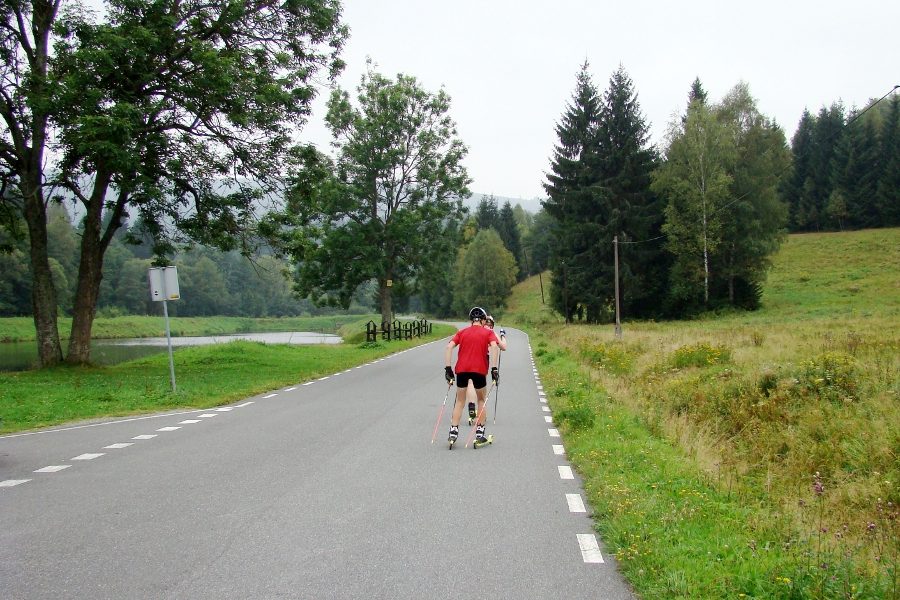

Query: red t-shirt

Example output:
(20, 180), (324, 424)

(452, 325), (499, 374)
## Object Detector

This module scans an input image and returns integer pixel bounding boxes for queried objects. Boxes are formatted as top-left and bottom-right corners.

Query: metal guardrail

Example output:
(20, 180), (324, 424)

(365, 319), (432, 342)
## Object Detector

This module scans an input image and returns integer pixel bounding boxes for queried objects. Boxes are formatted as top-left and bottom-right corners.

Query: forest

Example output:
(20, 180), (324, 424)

(2, 0), (897, 366)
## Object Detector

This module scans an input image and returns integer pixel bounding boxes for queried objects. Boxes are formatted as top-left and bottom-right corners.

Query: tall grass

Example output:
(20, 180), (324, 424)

(508, 228), (900, 599)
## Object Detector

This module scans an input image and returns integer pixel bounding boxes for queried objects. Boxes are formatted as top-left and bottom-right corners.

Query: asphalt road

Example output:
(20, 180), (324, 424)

(0, 328), (634, 599)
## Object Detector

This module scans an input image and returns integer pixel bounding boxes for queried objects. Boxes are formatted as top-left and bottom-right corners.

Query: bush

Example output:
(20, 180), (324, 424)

(796, 352), (858, 402)
(580, 341), (634, 375)
(672, 342), (732, 369)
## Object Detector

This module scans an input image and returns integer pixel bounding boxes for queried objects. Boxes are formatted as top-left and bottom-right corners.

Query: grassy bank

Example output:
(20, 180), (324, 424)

(0, 314), (379, 343)
(507, 228), (899, 599)
(0, 324), (454, 434)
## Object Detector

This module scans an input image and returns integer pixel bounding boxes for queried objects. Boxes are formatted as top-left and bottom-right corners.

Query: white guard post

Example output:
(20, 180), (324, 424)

(148, 266), (181, 392)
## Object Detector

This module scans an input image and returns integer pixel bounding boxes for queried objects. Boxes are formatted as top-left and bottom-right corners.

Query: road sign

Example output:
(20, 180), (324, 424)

(148, 266), (180, 301)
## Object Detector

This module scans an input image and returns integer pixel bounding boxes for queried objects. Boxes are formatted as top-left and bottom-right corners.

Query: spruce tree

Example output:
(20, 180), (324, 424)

(542, 62), (603, 322)
(833, 114), (880, 229)
(782, 110), (815, 231)
(806, 104), (845, 230)
(876, 96), (900, 226)
(496, 201), (524, 279)
(596, 65), (664, 319)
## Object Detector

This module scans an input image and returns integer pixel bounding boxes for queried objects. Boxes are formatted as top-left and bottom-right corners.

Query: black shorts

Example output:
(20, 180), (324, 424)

(456, 372), (487, 390)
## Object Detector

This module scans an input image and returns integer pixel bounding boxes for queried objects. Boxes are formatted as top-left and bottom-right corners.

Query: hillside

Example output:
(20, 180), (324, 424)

(504, 228), (899, 599)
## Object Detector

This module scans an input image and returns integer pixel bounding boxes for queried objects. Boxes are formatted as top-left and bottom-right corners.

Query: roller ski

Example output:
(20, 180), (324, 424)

(467, 402), (477, 426)
(448, 425), (459, 450)
(472, 425), (494, 449)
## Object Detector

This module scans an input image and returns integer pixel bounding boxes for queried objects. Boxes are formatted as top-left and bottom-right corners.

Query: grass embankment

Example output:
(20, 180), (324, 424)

(0, 321), (454, 434)
(506, 228), (899, 599)
(0, 314), (377, 343)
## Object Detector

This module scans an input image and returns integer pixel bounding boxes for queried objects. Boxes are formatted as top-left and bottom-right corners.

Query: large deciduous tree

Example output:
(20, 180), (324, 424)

(289, 68), (470, 324)
(1, 0), (347, 365)
(451, 228), (517, 316)
(653, 98), (734, 309)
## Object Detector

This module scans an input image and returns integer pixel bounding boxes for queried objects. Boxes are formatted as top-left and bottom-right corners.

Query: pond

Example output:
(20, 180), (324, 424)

(0, 332), (342, 372)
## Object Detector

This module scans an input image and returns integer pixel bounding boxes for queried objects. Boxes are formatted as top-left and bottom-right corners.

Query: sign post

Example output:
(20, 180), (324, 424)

(148, 267), (181, 392)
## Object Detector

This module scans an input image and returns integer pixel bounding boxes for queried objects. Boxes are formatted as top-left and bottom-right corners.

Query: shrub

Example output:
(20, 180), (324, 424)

(580, 341), (634, 375)
(796, 352), (858, 402)
(671, 342), (732, 369)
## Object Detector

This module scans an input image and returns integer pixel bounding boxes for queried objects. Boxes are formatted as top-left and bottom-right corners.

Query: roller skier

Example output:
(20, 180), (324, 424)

(444, 306), (500, 449)
(468, 314), (507, 425)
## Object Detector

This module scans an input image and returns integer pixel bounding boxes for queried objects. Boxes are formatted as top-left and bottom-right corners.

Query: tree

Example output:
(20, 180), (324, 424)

(654, 99), (734, 309)
(289, 68), (470, 324)
(714, 83), (789, 308)
(595, 65), (664, 319)
(542, 62), (603, 322)
(782, 109), (815, 231)
(451, 228), (517, 315)
(1, 0), (347, 365)
(474, 195), (499, 231)
(496, 201), (523, 279)
(875, 96), (900, 226)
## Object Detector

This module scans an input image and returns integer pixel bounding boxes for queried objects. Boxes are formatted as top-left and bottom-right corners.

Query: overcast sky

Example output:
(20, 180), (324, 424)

(302, 0), (899, 202)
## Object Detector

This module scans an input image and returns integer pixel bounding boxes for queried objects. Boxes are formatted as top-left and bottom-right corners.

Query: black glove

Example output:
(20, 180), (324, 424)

(499, 328), (506, 337)
(444, 366), (454, 384)
(491, 366), (499, 382)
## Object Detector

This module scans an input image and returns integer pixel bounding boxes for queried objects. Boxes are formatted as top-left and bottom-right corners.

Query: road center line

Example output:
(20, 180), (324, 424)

(179, 420), (202, 424)
(71, 453), (104, 460)
(34, 465), (70, 473)
(104, 443), (133, 449)
(0, 479), (31, 487)
(156, 427), (181, 432)
(132, 434), (157, 440)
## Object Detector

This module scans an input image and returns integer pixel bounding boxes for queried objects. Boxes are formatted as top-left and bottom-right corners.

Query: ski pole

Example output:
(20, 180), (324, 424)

(492, 351), (502, 424)
(431, 382), (453, 444)
(464, 380), (495, 448)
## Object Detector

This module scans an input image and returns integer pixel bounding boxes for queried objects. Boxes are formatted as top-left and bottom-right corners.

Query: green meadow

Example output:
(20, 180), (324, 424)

(505, 228), (899, 599)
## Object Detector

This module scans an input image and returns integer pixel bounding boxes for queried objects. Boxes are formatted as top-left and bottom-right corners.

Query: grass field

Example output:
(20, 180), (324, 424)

(505, 228), (899, 599)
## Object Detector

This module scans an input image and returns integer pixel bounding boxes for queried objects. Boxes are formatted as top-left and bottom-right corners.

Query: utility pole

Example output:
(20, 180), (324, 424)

(613, 236), (622, 339)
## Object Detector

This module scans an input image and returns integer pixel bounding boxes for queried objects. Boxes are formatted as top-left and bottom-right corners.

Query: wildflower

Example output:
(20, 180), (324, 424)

(866, 522), (876, 533)
(813, 472), (824, 496)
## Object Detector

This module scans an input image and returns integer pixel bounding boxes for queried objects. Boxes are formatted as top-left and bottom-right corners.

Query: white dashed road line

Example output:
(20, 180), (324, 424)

(544, 416), (553, 423)
(179, 420), (202, 424)
(0, 479), (30, 487)
(566, 493), (587, 513)
(548, 428), (560, 437)
(34, 465), (70, 473)
(132, 435), (157, 440)
(71, 453), (104, 461)
(558, 466), (574, 480)
(156, 426), (180, 432)
(552, 445), (565, 455)
(263, 393), (278, 398)
(215, 407), (233, 412)
(197, 414), (217, 418)
(104, 443), (133, 449)
(577, 534), (604, 563)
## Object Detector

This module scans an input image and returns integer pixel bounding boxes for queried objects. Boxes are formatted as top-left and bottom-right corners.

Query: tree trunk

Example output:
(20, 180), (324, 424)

(66, 177), (115, 365)
(379, 277), (393, 325)
(22, 169), (63, 367)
